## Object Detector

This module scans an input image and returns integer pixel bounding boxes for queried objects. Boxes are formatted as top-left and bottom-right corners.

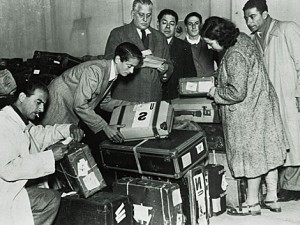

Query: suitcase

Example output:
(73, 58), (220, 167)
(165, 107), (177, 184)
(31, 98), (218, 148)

(33, 50), (82, 75)
(198, 123), (225, 152)
(109, 101), (174, 141)
(55, 141), (106, 198)
(53, 191), (133, 225)
(99, 129), (208, 179)
(113, 177), (183, 225)
(206, 164), (226, 216)
(171, 97), (221, 123)
(167, 165), (210, 225)
(207, 150), (247, 208)
(179, 76), (215, 97)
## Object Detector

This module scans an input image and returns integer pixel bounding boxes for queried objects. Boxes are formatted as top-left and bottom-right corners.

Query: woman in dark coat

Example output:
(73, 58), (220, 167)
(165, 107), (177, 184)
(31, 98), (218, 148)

(200, 16), (289, 216)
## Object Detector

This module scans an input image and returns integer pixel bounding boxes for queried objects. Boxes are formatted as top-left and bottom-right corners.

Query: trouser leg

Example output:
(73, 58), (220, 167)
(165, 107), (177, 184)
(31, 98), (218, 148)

(246, 176), (261, 205)
(279, 166), (300, 191)
(26, 187), (61, 225)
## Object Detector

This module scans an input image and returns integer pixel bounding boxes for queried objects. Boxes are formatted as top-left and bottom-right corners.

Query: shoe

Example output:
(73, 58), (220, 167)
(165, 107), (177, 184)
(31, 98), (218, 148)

(261, 200), (282, 212)
(227, 202), (261, 216)
(278, 189), (300, 202)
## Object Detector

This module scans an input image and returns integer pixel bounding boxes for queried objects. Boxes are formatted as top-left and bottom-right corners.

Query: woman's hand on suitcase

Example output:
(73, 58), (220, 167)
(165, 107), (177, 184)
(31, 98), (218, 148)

(103, 124), (125, 143)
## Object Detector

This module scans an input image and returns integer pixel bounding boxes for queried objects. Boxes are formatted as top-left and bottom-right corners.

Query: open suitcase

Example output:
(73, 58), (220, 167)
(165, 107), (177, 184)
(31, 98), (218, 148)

(99, 129), (208, 179)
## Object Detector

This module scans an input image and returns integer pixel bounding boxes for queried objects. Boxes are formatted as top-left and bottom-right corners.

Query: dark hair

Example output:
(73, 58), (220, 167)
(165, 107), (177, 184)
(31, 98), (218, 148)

(157, 9), (179, 24)
(184, 12), (202, 25)
(243, 0), (268, 13)
(114, 42), (143, 63)
(200, 16), (240, 49)
(132, 0), (153, 11)
(13, 77), (49, 102)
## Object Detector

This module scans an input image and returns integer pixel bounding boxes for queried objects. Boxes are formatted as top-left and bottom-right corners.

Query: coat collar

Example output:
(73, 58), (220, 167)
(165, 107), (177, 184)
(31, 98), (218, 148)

(1, 106), (28, 132)
(128, 21), (154, 50)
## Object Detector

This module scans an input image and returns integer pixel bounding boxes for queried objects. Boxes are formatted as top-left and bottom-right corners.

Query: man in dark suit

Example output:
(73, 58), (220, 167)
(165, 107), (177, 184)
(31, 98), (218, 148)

(184, 12), (221, 77)
(104, 0), (173, 102)
(157, 9), (197, 100)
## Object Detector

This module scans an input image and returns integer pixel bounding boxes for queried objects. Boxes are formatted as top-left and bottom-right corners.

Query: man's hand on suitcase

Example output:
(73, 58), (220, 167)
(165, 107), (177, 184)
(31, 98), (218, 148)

(103, 124), (125, 143)
(52, 143), (69, 161)
(69, 124), (85, 142)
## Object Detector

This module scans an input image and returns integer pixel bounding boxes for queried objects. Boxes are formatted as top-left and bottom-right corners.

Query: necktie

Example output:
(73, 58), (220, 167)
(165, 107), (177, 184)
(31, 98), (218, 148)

(141, 29), (148, 49)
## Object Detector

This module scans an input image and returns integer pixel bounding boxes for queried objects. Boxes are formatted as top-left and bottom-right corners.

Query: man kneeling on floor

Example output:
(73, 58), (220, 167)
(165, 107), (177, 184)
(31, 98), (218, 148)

(0, 78), (84, 225)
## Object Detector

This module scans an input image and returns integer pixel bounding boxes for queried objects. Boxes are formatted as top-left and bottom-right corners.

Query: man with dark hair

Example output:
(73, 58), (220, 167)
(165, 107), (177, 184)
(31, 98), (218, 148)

(41, 42), (143, 143)
(157, 9), (197, 100)
(0, 79), (84, 225)
(184, 12), (221, 77)
(243, 0), (300, 202)
(104, 0), (173, 102)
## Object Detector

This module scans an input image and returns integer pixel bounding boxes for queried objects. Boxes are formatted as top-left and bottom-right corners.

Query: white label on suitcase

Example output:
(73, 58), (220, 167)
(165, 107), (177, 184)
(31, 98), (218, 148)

(132, 103), (155, 128)
(196, 142), (204, 154)
(212, 198), (221, 213)
(133, 204), (152, 224)
(82, 172), (100, 190)
(172, 188), (182, 206)
(78, 159), (89, 177)
(115, 203), (126, 223)
(186, 82), (197, 91)
(181, 152), (192, 168)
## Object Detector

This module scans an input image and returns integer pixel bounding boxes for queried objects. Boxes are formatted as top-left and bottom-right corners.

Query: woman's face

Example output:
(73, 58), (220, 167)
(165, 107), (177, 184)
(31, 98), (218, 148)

(203, 37), (224, 52)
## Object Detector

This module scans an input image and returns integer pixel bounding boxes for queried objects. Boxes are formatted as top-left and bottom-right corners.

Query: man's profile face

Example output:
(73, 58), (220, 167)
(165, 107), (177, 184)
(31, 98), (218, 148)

(186, 16), (201, 38)
(244, 7), (266, 33)
(132, 3), (152, 30)
(158, 14), (176, 39)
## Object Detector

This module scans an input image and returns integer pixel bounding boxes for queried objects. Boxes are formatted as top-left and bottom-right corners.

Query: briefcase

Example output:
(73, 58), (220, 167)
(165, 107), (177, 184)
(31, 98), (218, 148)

(113, 177), (183, 225)
(56, 141), (106, 198)
(99, 129), (208, 179)
(171, 97), (221, 123)
(53, 191), (133, 225)
(179, 76), (215, 97)
(109, 101), (174, 141)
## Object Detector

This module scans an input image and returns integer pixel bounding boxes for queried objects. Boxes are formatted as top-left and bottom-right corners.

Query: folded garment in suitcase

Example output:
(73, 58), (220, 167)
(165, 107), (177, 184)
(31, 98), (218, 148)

(199, 123), (225, 152)
(171, 97), (221, 123)
(99, 129), (208, 179)
(179, 76), (215, 97)
(53, 191), (133, 225)
(109, 101), (174, 141)
(55, 141), (106, 198)
(113, 177), (183, 225)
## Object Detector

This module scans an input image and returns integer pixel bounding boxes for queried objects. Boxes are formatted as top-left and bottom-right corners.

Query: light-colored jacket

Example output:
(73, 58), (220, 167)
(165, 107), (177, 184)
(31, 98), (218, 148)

(253, 18), (300, 166)
(0, 106), (71, 225)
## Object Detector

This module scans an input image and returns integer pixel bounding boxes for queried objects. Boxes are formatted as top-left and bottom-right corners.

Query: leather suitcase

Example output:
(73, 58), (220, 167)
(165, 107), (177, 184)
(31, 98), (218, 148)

(99, 129), (208, 179)
(33, 50), (82, 75)
(165, 165), (210, 225)
(178, 76), (215, 97)
(171, 97), (221, 123)
(206, 164), (226, 216)
(55, 141), (106, 198)
(109, 101), (174, 141)
(113, 177), (183, 225)
(53, 191), (133, 225)
(207, 151), (247, 208)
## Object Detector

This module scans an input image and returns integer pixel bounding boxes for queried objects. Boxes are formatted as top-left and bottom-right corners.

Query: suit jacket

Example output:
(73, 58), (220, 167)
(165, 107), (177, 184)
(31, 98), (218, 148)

(185, 37), (221, 77)
(41, 60), (113, 133)
(162, 37), (197, 100)
(104, 21), (173, 102)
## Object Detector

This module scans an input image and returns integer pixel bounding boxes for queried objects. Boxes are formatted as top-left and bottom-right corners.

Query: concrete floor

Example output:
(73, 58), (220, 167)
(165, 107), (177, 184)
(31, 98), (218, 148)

(210, 200), (300, 225)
